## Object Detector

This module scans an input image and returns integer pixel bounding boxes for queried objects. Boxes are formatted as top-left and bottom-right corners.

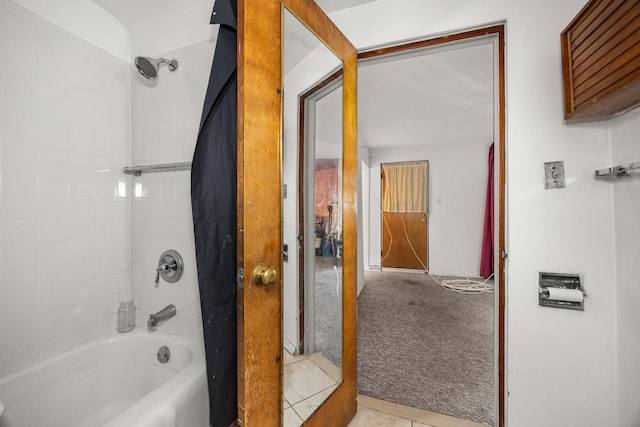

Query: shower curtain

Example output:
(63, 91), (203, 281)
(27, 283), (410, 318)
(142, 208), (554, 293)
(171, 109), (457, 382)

(191, 0), (237, 426)
(480, 143), (494, 278)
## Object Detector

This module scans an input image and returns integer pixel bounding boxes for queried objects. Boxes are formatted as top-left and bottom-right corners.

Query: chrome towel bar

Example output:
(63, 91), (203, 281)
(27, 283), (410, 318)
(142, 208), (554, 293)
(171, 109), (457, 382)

(595, 161), (640, 178)
(123, 161), (192, 176)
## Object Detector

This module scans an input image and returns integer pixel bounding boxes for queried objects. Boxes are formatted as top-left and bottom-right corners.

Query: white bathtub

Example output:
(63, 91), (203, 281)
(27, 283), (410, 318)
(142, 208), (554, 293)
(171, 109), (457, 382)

(0, 329), (208, 427)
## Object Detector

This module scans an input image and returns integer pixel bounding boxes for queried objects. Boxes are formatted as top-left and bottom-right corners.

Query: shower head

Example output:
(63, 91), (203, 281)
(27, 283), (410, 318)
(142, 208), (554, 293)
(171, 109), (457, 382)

(134, 56), (178, 80)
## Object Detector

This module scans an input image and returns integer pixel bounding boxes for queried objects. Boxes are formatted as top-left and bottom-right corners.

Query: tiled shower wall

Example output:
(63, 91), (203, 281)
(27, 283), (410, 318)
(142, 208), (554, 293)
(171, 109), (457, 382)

(130, 39), (215, 341)
(0, 4), (131, 374)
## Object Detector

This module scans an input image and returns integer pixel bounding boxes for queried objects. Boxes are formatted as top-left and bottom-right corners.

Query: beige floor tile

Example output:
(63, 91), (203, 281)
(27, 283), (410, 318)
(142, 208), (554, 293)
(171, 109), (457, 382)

(283, 407), (303, 427)
(347, 406), (412, 427)
(357, 395), (487, 427)
(283, 358), (337, 405)
(291, 385), (338, 420)
(284, 350), (305, 366)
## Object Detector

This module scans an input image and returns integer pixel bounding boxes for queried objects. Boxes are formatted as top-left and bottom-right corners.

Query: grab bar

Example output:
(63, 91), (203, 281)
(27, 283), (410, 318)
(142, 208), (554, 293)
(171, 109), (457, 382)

(123, 162), (191, 176)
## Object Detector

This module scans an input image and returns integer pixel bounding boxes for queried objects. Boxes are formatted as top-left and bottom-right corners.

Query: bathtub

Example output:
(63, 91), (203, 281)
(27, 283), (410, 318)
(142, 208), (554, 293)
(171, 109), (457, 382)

(0, 329), (208, 427)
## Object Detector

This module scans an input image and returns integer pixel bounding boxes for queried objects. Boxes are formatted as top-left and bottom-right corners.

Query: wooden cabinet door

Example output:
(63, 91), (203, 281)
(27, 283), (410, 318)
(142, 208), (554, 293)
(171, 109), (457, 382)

(237, 0), (357, 425)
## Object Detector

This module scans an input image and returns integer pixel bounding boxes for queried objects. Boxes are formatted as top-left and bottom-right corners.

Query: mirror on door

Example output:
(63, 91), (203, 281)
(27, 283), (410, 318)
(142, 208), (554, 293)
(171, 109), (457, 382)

(282, 7), (344, 425)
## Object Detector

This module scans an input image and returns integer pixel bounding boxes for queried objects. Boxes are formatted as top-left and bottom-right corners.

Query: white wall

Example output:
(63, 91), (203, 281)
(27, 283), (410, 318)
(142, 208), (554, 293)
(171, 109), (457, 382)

(0, 2), (131, 374)
(130, 39), (215, 341)
(10, 0), (130, 61)
(330, 1), (618, 426)
(610, 106), (640, 427)
(367, 141), (491, 276)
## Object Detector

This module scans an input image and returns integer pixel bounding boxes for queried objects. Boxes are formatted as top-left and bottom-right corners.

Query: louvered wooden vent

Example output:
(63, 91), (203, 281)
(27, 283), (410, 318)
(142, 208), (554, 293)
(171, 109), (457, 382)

(561, 0), (640, 121)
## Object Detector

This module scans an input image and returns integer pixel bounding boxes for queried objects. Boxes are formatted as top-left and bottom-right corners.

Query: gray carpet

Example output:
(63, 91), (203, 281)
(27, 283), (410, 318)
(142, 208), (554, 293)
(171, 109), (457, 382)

(358, 271), (495, 425)
(314, 256), (343, 368)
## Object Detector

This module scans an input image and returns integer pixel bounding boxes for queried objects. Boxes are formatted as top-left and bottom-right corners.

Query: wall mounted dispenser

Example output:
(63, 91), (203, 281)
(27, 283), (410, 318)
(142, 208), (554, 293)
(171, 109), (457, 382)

(538, 272), (586, 311)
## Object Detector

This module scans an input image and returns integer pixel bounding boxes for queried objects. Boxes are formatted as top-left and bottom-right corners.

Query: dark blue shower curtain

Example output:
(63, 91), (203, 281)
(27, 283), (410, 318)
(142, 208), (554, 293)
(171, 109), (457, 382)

(191, 1), (237, 426)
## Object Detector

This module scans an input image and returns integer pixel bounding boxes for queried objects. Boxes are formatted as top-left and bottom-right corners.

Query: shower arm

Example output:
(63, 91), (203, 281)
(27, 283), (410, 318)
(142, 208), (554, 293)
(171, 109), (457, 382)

(157, 58), (178, 71)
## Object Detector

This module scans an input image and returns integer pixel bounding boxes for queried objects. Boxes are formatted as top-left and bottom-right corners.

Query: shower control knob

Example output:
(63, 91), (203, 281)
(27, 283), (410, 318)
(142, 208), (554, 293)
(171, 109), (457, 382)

(251, 264), (277, 286)
(155, 250), (184, 285)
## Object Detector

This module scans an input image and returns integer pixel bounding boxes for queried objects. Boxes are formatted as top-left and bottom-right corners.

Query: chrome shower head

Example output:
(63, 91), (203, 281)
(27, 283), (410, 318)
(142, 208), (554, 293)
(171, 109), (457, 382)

(134, 56), (178, 80)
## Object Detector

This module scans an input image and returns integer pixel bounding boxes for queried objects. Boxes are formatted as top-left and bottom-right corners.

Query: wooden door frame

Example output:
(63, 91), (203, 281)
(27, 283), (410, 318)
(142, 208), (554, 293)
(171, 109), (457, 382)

(358, 25), (507, 427)
(380, 160), (430, 271)
(297, 69), (344, 354)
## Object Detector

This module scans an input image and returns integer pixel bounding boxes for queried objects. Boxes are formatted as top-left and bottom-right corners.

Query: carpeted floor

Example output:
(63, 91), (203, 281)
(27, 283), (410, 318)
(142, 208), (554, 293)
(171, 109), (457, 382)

(358, 270), (495, 426)
(314, 256), (343, 368)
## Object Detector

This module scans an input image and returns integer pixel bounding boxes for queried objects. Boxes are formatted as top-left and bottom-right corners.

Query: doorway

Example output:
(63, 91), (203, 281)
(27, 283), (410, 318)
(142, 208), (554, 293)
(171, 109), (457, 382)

(357, 25), (506, 427)
(292, 23), (505, 427)
(381, 161), (430, 270)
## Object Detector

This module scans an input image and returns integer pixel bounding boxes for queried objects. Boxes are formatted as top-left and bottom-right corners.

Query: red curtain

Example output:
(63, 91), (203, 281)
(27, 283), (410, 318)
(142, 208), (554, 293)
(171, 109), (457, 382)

(480, 143), (494, 278)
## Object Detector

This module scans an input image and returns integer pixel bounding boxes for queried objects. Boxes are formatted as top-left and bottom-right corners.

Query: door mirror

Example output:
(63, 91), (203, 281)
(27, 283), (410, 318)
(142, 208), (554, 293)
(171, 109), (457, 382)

(282, 8), (344, 425)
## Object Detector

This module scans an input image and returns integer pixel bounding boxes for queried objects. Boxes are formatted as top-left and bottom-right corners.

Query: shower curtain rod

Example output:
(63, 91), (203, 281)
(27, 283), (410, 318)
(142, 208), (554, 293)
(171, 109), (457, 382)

(595, 161), (640, 178)
(123, 161), (192, 176)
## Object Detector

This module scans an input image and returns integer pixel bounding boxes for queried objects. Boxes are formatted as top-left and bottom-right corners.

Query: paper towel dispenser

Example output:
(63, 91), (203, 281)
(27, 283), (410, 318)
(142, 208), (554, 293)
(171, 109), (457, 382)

(538, 272), (586, 311)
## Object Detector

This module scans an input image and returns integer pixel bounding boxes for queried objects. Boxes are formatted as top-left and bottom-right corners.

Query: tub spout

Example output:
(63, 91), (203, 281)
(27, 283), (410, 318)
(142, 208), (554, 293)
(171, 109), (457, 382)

(148, 304), (176, 329)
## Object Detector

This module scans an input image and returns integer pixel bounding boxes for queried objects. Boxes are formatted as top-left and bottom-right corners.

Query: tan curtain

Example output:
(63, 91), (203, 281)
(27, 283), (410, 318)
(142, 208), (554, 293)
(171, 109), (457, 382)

(382, 162), (428, 213)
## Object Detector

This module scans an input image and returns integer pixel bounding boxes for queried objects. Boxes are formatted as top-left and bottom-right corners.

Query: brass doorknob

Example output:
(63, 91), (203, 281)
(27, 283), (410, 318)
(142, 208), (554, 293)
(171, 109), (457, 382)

(251, 264), (277, 285)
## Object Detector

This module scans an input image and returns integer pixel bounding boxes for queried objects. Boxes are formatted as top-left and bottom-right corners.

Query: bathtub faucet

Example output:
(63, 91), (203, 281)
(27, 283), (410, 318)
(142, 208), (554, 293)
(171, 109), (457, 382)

(148, 304), (177, 329)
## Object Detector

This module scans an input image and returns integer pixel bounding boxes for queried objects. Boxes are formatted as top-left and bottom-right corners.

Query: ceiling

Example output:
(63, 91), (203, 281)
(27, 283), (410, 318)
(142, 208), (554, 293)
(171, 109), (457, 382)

(91, 0), (494, 150)
(357, 43), (494, 148)
(312, 42), (494, 150)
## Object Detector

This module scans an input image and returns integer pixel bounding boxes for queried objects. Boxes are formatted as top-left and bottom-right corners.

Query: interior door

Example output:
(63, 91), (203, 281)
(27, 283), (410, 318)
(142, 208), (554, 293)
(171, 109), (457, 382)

(237, 0), (358, 425)
(381, 161), (429, 270)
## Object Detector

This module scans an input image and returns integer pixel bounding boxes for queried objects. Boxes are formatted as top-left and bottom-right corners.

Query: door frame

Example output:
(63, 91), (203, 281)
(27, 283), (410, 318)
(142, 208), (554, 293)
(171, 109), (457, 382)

(297, 69), (344, 354)
(358, 25), (507, 426)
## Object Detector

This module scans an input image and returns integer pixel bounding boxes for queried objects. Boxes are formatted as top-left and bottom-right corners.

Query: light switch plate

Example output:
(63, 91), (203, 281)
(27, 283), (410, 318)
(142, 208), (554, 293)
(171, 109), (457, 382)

(544, 161), (565, 189)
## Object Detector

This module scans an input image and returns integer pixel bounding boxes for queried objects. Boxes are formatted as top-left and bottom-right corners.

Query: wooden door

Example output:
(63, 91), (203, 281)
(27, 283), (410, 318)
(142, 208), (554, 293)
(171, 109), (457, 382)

(381, 161), (429, 270)
(237, 0), (358, 425)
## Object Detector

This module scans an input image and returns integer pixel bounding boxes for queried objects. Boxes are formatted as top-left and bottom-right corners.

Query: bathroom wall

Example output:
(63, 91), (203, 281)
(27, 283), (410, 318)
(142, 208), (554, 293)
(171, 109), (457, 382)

(331, 0), (618, 425)
(609, 106), (640, 427)
(130, 39), (215, 341)
(367, 141), (491, 276)
(0, 2), (131, 374)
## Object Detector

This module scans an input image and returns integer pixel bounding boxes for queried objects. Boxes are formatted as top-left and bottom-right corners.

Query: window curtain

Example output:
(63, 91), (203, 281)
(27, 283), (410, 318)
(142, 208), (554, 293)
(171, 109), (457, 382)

(382, 162), (428, 213)
(480, 143), (494, 278)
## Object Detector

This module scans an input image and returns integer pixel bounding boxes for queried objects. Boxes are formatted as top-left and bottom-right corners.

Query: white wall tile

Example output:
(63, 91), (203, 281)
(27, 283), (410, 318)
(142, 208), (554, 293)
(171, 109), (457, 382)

(1, 135), (38, 195)
(36, 96), (70, 150)
(2, 342), (39, 373)
(0, 7), (132, 374)
(39, 327), (73, 360)
(2, 293), (38, 322)
(1, 243), (38, 270)
(1, 267), (38, 299)
(39, 277), (71, 314)
(1, 194), (37, 219)
(0, 34), (38, 71)
(1, 219), (38, 245)
(38, 241), (69, 267)
(2, 317), (38, 350)
(38, 218), (71, 242)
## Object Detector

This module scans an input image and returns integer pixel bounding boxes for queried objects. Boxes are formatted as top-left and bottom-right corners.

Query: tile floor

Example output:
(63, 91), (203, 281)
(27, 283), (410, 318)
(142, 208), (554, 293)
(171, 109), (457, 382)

(282, 349), (487, 427)
(283, 351), (340, 427)
(349, 396), (487, 427)
(347, 405), (431, 427)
